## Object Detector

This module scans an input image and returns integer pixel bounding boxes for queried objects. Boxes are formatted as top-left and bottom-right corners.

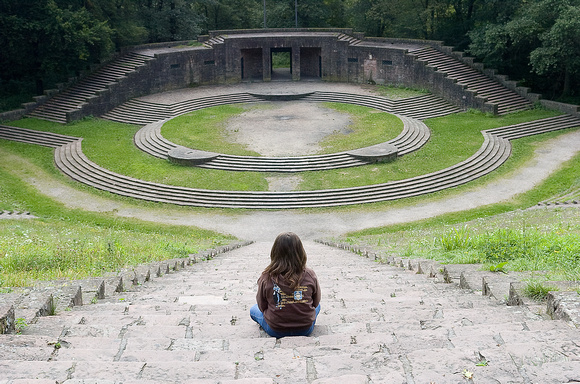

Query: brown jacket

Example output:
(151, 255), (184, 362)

(256, 268), (321, 331)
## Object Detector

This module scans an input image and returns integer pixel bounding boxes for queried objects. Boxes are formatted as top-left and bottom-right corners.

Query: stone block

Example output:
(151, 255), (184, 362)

(547, 290), (580, 326)
(0, 305), (15, 334)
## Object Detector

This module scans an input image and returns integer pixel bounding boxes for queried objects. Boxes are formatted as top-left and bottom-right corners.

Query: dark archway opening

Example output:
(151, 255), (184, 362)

(271, 48), (292, 81)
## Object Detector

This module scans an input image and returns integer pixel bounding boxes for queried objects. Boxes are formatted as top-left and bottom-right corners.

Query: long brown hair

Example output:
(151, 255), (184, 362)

(263, 232), (307, 290)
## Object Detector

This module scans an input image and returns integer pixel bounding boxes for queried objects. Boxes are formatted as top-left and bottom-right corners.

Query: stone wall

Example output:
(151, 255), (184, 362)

(8, 30), (554, 122)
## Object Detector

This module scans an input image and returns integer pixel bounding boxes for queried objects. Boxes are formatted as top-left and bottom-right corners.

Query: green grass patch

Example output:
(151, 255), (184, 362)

(0, 164), (235, 287)
(0, 218), (231, 287)
(338, 149), (580, 281)
(341, 206), (580, 281)
(162, 105), (261, 156)
(524, 281), (559, 301)
(316, 102), (403, 154)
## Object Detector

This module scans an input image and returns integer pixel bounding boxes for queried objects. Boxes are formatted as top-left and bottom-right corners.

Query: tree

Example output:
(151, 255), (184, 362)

(193, 0), (260, 33)
(0, 0), (114, 94)
(529, 5), (580, 97)
(138, 0), (203, 42)
(468, 0), (580, 99)
(84, 0), (149, 47)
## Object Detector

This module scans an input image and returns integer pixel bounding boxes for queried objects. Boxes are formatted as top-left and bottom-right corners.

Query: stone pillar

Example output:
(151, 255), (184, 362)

(263, 48), (271, 81)
(292, 45), (300, 81)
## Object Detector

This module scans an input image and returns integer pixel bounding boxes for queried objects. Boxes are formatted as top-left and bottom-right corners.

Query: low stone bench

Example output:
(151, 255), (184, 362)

(168, 146), (220, 166)
(346, 142), (398, 162)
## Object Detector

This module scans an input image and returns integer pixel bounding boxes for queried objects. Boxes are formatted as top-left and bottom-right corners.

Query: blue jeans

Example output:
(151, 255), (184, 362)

(250, 304), (321, 338)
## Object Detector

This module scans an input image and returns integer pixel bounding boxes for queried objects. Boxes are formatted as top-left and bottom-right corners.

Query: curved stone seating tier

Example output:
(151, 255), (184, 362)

(105, 93), (263, 126)
(136, 114), (426, 173)
(302, 92), (463, 120)
(409, 47), (533, 115)
(487, 115), (580, 140)
(27, 52), (155, 124)
(0, 125), (79, 147)
(49, 131), (510, 208)
(126, 91), (443, 172)
(173, 151), (371, 173)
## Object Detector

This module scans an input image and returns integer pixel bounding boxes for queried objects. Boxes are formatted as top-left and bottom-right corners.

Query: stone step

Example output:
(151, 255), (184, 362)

(1, 241), (579, 383)
(409, 46), (533, 114)
(26, 52), (154, 123)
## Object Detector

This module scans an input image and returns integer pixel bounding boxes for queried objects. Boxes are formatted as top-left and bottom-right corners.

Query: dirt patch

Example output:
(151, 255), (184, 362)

(266, 175), (303, 191)
(225, 102), (352, 156)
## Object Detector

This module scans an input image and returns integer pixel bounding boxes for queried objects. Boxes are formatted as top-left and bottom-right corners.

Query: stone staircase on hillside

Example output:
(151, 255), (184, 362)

(409, 46), (534, 115)
(26, 52), (155, 124)
(1, 241), (579, 383)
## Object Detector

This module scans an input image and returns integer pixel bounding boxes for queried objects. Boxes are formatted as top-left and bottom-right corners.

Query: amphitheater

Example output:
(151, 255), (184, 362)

(2, 29), (580, 383)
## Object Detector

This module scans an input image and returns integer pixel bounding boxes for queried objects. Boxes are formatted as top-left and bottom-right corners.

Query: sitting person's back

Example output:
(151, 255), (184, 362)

(250, 232), (321, 338)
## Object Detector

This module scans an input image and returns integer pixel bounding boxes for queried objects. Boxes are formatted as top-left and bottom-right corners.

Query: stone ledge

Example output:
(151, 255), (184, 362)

(0, 305), (15, 334)
(346, 142), (398, 163)
(317, 239), (580, 325)
(0, 241), (253, 334)
(249, 92), (315, 101)
(548, 290), (580, 326)
(168, 146), (220, 166)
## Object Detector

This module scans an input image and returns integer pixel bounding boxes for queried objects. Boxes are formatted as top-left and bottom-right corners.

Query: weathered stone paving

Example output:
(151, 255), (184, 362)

(2, 241), (579, 383)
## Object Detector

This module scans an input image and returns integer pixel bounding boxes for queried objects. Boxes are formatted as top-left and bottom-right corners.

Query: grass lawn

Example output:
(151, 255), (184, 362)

(0, 164), (235, 287)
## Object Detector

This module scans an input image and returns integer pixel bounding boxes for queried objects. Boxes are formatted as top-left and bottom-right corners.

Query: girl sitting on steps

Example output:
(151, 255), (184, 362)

(250, 232), (321, 338)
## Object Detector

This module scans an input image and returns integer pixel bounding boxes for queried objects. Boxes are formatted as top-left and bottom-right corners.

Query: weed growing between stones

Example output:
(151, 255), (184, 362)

(524, 281), (559, 301)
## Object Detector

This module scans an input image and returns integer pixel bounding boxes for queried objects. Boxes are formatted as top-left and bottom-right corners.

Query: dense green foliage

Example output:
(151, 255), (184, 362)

(468, 0), (580, 99)
(1, 0), (579, 109)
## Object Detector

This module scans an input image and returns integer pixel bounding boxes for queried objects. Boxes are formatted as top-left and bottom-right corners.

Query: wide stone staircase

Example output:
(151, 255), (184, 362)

(409, 46), (534, 115)
(1, 241), (579, 383)
(0, 125), (78, 147)
(26, 52), (155, 124)
(103, 93), (263, 126)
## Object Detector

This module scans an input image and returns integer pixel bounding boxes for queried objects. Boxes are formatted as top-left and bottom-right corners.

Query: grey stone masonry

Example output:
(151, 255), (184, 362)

(1, 241), (579, 383)
(14, 29), (570, 124)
